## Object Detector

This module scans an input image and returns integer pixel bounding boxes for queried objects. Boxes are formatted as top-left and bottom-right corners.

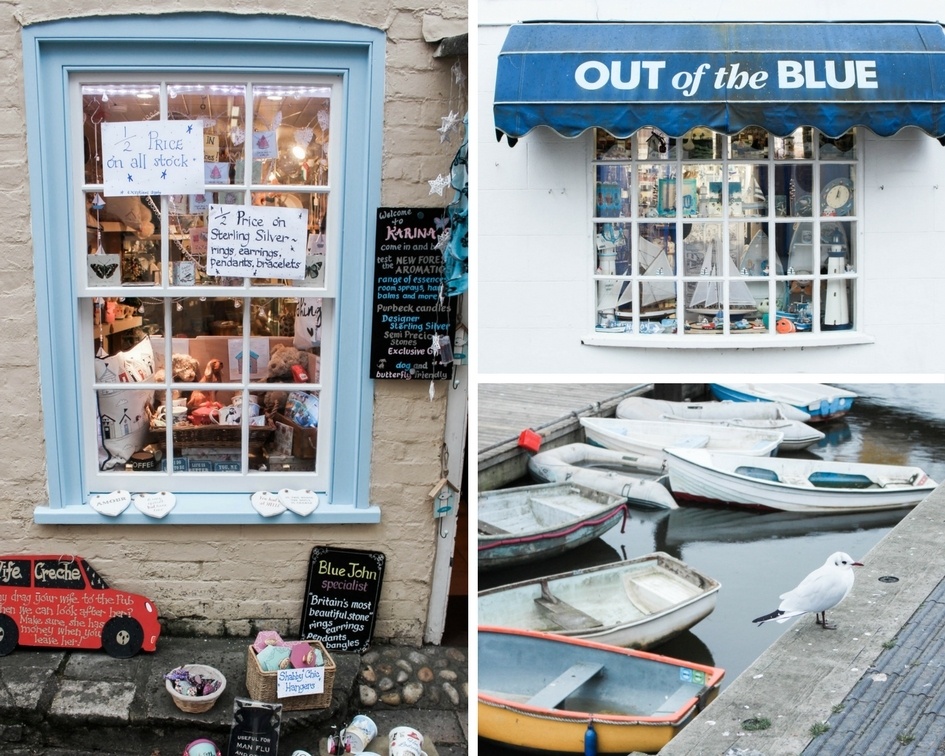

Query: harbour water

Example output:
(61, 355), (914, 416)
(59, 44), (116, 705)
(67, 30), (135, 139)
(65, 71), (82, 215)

(478, 383), (945, 752)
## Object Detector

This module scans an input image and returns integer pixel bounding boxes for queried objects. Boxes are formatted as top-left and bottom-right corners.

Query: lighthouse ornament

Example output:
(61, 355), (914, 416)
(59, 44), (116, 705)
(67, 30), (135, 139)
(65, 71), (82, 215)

(823, 229), (852, 330)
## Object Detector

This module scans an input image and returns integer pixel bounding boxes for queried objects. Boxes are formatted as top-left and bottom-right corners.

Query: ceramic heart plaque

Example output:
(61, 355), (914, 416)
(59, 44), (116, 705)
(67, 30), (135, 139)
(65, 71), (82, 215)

(279, 488), (320, 516)
(251, 490), (286, 517)
(89, 490), (131, 517)
(133, 491), (176, 519)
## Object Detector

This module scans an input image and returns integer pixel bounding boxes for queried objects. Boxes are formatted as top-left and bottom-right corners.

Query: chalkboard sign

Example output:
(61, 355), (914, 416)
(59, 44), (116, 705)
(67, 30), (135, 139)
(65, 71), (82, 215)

(226, 698), (281, 756)
(299, 547), (385, 652)
(371, 207), (455, 380)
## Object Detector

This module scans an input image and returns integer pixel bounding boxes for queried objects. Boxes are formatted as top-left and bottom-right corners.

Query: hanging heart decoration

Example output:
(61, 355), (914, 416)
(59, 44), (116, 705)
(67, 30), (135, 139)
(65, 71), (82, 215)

(295, 127), (314, 148)
(251, 490), (286, 518)
(133, 491), (177, 519)
(279, 489), (320, 516)
(316, 109), (330, 132)
(230, 125), (245, 146)
(89, 490), (131, 517)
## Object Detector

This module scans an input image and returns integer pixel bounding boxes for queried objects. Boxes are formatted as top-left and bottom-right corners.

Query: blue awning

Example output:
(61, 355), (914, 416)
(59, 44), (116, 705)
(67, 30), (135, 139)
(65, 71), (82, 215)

(494, 22), (945, 139)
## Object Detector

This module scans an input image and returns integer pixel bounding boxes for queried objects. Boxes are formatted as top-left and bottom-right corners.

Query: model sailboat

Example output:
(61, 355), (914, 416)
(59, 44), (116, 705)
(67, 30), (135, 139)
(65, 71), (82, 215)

(638, 233), (677, 317)
(689, 239), (757, 316)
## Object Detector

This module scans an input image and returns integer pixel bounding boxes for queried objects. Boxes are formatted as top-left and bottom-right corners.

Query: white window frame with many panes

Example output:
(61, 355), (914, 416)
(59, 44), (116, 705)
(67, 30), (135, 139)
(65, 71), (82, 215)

(584, 126), (866, 347)
(23, 15), (383, 524)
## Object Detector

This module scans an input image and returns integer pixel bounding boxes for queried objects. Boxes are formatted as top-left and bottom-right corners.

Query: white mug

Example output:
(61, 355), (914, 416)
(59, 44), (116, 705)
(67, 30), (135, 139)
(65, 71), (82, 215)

(210, 405), (240, 425)
(343, 715), (378, 754)
(389, 726), (427, 756)
(153, 404), (187, 427)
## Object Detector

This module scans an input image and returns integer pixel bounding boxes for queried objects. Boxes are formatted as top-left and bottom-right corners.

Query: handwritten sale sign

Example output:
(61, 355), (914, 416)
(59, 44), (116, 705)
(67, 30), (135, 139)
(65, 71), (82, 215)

(276, 665), (325, 698)
(207, 204), (308, 279)
(101, 121), (204, 196)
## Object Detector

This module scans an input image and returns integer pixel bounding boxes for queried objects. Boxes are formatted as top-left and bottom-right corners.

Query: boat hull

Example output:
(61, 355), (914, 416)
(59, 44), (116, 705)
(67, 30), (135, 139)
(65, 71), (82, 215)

(527, 442), (677, 510)
(709, 383), (857, 422)
(666, 448), (937, 513)
(580, 417), (783, 460)
(477, 552), (719, 648)
(478, 483), (629, 571)
(478, 626), (724, 755)
(616, 396), (812, 422)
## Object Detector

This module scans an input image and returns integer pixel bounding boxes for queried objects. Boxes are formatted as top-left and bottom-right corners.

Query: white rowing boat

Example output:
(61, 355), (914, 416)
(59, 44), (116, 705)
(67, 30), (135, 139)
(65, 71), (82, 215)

(581, 416), (783, 461)
(665, 447), (938, 513)
(527, 442), (677, 509)
(478, 552), (719, 648)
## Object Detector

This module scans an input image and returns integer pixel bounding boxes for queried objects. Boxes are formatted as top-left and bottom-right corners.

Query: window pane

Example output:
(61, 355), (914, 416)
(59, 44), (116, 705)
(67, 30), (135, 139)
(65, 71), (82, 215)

(166, 83), (246, 185)
(729, 164), (768, 218)
(821, 165), (855, 217)
(169, 190), (245, 288)
(730, 127), (768, 159)
(82, 84), (161, 185)
(252, 85), (331, 187)
(596, 165), (631, 218)
(595, 131), (632, 160)
(773, 127), (814, 160)
(819, 131), (856, 160)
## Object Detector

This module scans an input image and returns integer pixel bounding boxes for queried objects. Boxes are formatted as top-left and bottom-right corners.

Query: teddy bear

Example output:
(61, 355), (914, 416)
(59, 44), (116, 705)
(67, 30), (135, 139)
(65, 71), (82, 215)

(261, 344), (310, 416)
(151, 353), (200, 406)
(187, 359), (224, 410)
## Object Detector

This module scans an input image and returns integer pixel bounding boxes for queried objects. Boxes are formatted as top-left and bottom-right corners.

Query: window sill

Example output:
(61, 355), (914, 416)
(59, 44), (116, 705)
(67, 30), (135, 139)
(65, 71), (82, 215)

(34, 494), (381, 526)
(582, 331), (875, 349)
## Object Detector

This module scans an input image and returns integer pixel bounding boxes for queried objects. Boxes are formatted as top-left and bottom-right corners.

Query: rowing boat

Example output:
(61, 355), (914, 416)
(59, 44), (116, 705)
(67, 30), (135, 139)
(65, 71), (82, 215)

(477, 552), (720, 648)
(527, 442), (677, 509)
(478, 482), (629, 571)
(580, 416), (783, 461)
(479, 626), (724, 754)
(665, 447), (937, 513)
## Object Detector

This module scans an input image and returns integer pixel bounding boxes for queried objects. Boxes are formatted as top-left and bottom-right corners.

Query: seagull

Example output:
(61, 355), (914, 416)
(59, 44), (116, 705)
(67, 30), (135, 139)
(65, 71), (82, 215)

(752, 551), (863, 630)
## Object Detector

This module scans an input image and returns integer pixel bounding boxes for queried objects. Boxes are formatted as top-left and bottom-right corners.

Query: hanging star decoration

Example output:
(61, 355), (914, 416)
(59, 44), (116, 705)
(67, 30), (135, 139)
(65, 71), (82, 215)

(437, 110), (462, 144)
(435, 228), (451, 253)
(428, 173), (451, 196)
(452, 60), (467, 91)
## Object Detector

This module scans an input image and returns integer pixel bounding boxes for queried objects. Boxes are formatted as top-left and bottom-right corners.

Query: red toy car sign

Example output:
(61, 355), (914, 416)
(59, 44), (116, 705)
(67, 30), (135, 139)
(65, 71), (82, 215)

(0, 555), (160, 658)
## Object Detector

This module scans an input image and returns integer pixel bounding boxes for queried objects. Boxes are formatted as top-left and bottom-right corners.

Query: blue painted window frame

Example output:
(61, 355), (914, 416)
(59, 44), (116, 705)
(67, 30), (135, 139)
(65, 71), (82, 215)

(23, 14), (383, 524)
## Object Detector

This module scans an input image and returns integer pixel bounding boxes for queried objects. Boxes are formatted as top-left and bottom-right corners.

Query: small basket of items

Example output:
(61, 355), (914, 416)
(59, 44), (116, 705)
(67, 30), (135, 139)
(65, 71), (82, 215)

(245, 630), (335, 711)
(164, 664), (227, 713)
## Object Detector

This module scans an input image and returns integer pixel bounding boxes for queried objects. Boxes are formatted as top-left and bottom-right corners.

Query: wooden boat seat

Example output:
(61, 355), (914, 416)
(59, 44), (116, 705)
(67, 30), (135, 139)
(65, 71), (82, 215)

(478, 519), (509, 535)
(653, 685), (699, 715)
(534, 580), (604, 631)
(735, 465), (780, 482)
(526, 661), (604, 709)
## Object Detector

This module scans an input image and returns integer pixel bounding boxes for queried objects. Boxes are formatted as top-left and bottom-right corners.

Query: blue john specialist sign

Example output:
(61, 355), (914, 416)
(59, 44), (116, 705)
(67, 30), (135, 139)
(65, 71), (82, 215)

(300, 546), (385, 652)
(207, 203), (308, 280)
(101, 120), (205, 196)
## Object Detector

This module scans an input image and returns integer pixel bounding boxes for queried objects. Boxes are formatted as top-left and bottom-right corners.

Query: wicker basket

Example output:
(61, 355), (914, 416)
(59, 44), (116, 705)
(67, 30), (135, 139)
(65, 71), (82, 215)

(245, 640), (335, 711)
(149, 420), (275, 448)
(165, 664), (227, 713)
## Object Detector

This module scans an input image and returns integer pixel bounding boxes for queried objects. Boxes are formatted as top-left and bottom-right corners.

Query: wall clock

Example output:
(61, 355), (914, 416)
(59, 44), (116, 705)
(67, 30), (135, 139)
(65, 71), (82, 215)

(822, 177), (854, 216)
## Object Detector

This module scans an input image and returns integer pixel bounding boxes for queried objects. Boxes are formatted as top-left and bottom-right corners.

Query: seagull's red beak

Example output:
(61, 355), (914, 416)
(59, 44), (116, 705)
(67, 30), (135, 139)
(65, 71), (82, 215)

(853, 561), (864, 567)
